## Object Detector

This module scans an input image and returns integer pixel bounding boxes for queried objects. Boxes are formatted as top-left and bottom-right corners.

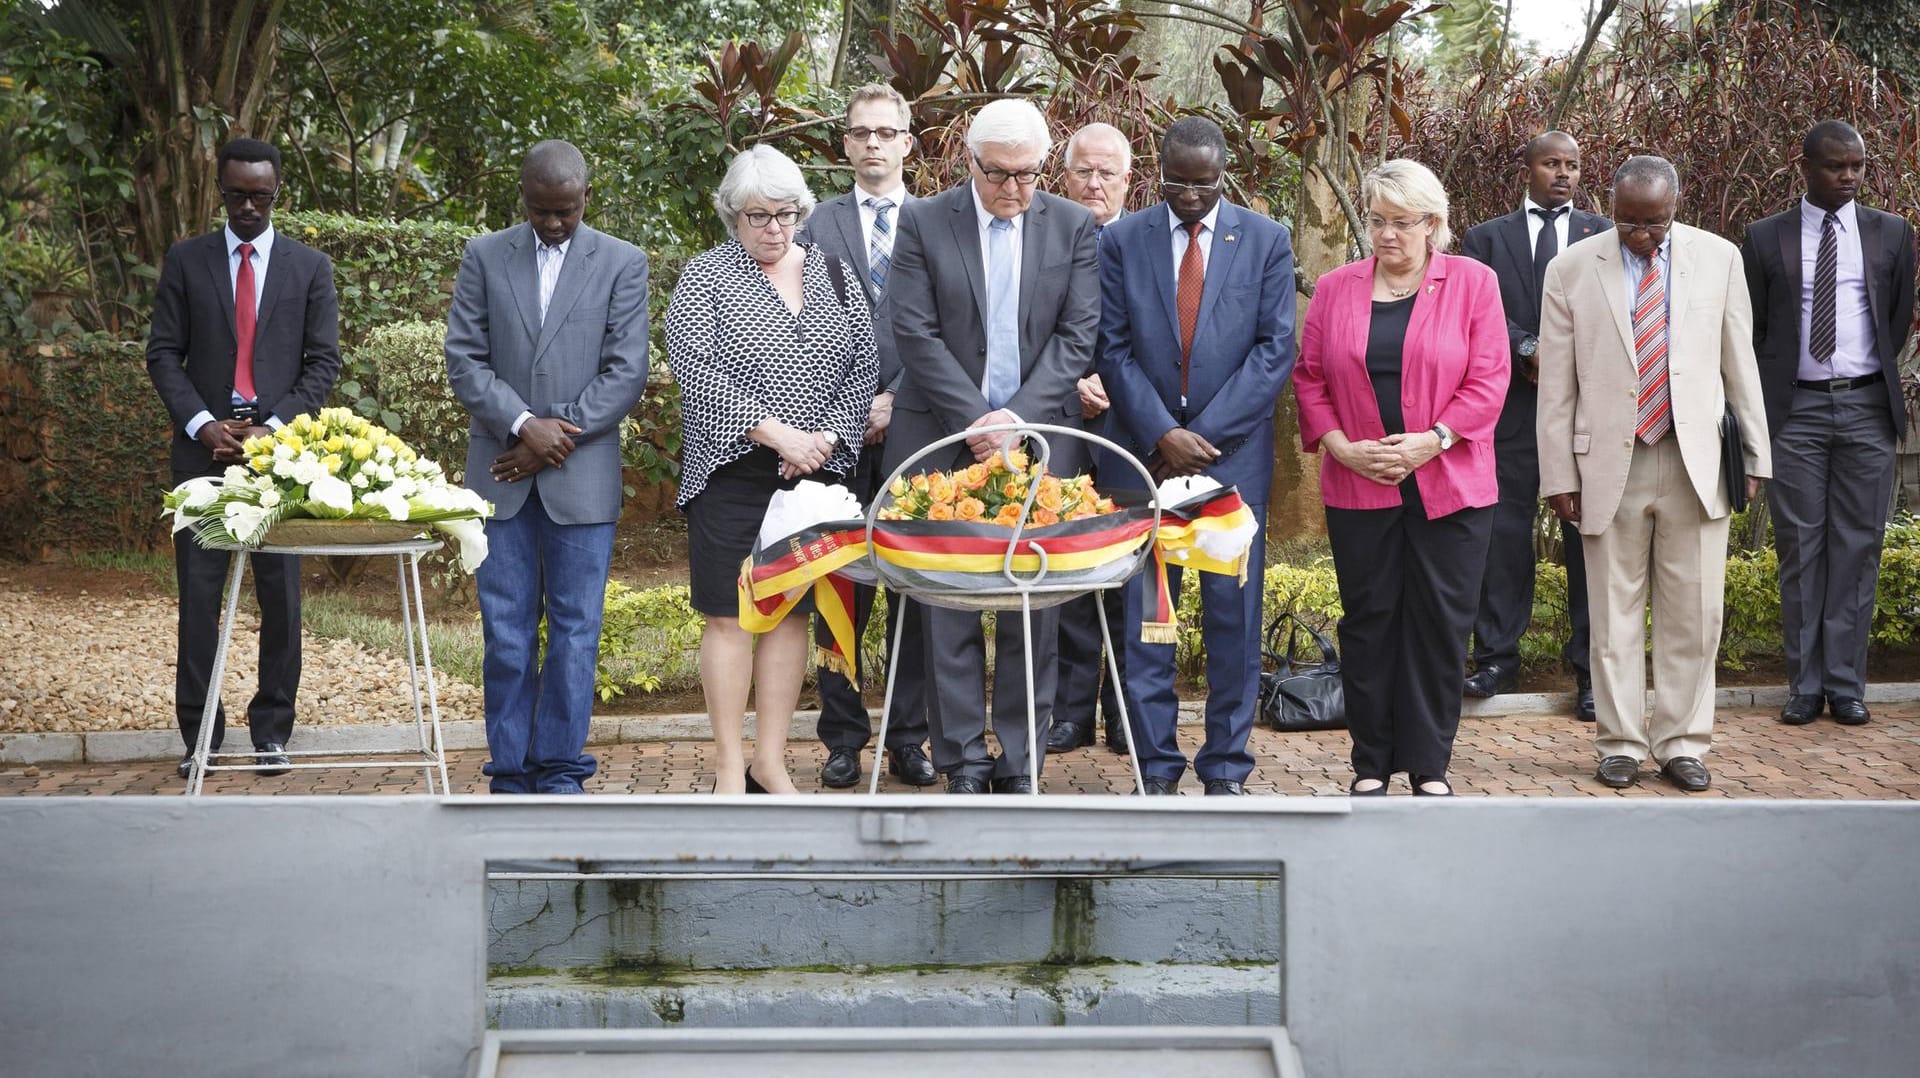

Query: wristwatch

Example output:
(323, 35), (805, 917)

(1430, 424), (1456, 451)
(822, 430), (840, 447)
(1517, 335), (1539, 359)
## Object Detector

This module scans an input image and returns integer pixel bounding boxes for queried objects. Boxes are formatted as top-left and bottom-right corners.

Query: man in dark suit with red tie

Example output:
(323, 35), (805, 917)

(147, 138), (341, 779)
(1460, 131), (1610, 719)
(1741, 120), (1916, 727)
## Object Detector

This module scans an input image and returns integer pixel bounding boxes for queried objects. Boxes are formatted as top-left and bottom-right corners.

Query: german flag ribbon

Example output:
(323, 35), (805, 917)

(737, 521), (868, 680)
(1140, 486), (1257, 644)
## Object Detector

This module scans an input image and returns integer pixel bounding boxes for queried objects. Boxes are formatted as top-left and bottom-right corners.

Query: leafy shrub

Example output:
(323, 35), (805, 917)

(592, 580), (704, 699)
(359, 319), (466, 477)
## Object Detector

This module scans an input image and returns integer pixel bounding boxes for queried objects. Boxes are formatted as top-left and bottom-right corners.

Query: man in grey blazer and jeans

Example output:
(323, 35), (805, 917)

(797, 83), (936, 790)
(446, 140), (651, 793)
(884, 99), (1101, 794)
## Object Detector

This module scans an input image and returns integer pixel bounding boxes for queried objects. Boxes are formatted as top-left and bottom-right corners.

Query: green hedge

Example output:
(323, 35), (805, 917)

(19, 339), (172, 553)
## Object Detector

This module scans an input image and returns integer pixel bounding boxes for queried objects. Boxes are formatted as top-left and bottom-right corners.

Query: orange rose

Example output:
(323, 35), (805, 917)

(1001, 480), (1025, 501)
(911, 473), (930, 492)
(1031, 508), (1060, 527)
(1036, 477), (1064, 512)
(993, 504), (1024, 526)
(928, 502), (955, 521)
(956, 497), (986, 521)
(961, 463), (989, 489)
(928, 473), (956, 502)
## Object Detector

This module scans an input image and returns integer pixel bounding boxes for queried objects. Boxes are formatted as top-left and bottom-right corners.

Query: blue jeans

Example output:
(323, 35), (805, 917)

(476, 490), (615, 793)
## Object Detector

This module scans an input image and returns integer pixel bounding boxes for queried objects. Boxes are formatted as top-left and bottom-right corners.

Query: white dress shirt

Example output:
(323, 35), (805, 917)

(1797, 197), (1877, 379)
(1168, 201), (1221, 279)
(1523, 195), (1573, 252)
(511, 234), (573, 437)
(184, 225), (279, 439)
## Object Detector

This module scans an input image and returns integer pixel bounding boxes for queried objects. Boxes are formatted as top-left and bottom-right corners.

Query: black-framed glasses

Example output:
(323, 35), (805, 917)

(846, 126), (903, 142)
(219, 187), (280, 208)
(1159, 176), (1223, 196)
(973, 154), (1042, 187)
(1616, 219), (1673, 237)
(741, 208), (804, 229)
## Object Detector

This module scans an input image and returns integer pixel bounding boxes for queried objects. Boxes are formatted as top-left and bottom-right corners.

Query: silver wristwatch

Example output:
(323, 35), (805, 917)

(1430, 424), (1456, 451)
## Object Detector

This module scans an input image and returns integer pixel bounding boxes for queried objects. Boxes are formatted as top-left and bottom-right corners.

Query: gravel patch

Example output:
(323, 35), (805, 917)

(0, 591), (483, 734)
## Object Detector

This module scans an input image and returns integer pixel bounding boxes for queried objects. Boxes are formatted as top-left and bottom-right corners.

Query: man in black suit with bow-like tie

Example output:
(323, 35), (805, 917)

(1460, 130), (1609, 719)
(1742, 120), (1916, 728)
(146, 138), (342, 780)
(795, 83), (936, 789)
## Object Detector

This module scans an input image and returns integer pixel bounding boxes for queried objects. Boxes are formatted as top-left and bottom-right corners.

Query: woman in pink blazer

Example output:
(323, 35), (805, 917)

(1293, 159), (1510, 796)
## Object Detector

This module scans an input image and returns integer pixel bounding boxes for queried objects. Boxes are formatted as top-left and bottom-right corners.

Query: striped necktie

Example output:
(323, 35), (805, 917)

(865, 197), (895, 296)
(1633, 256), (1671, 444)
(1810, 210), (1838, 363)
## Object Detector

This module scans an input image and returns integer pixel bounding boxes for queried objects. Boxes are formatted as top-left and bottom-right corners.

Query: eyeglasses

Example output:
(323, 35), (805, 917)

(220, 187), (280, 208)
(846, 126), (903, 143)
(1616, 219), (1673, 237)
(1070, 166), (1123, 184)
(973, 155), (1042, 187)
(1160, 176), (1223, 196)
(740, 208), (804, 229)
(1365, 213), (1430, 234)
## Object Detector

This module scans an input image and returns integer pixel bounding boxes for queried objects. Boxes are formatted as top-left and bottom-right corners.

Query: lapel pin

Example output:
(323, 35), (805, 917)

(1222, 233), (1237, 243)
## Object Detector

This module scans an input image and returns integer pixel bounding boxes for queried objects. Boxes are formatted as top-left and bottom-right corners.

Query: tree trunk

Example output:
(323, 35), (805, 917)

(832, 0), (895, 89)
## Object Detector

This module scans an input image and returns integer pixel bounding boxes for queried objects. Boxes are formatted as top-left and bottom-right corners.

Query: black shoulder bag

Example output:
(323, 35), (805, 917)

(1257, 613), (1347, 732)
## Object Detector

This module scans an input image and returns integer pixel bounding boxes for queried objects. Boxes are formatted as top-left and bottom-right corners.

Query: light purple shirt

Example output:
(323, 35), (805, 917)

(1797, 197), (1877, 379)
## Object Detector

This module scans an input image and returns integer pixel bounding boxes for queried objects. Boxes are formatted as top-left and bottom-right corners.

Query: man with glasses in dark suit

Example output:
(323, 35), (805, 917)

(146, 138), (341, 780)
(796, 84), (936, 789)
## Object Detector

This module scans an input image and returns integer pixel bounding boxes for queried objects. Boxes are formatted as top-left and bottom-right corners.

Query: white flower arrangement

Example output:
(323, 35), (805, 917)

(162, 407), (494, 571)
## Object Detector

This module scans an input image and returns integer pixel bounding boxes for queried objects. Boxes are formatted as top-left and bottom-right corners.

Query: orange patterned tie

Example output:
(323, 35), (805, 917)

(1177, 221), (1204, 406)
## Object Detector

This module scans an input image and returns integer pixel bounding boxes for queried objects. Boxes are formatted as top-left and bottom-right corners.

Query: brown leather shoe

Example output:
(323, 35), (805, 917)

(1595, 755), (1640, 788)
(1659, 756), (1711, 792)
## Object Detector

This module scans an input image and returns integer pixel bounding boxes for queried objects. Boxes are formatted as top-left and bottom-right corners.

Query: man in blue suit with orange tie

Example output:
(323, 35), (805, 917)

(1096, 116), (1298, 795)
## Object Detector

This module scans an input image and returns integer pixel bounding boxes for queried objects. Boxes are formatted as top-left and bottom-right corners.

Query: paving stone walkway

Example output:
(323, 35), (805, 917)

(4, 702), (1917, 798)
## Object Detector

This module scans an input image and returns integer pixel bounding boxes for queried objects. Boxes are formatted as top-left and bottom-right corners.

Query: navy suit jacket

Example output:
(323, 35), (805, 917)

(1094, 200), (1297, 499)
(1459, 205), (1609, 445)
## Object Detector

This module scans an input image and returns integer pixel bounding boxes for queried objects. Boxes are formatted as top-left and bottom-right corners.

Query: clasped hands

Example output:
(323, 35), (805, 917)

(490, 416), (583, 484)
(197, 417), (271, 464)
(1331, 429), (1445, 487)
(755, 418), (837, 480)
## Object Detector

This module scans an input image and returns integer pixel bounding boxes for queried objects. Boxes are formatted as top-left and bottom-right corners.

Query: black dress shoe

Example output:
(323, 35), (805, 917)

(946, 775), (988, 795)
(1348, 776), (1388, 796)
(1463, 662), (1518, 698)
(1660, 756), (1711, 792)
(176, 754), (194, 780)
(1045, 721), (1094, 753)
(1595, 755), (1640, 788)
(1103, 716), (1128, 754)
(1202, 779), (1245, 796)
(1779, 694), (1823, 725)
(1410, 774), (1455, 796)
(254, 743), (291, 777)
(990, 775), (1035, 794)
(1829, 697), (1871, 725)
(744, 768), (769, 794)
(886, 745), (938, 786)
(820, 748), (861, 788)
(1141, 776), (1179, 796)
(1574, 685), (1596, 723)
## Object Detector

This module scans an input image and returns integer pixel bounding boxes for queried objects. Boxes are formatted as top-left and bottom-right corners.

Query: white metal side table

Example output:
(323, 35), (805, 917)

(184, 535), (449, 795)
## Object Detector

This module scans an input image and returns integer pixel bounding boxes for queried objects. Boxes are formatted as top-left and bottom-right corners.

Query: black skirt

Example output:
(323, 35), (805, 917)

(685, 446), (842, 617)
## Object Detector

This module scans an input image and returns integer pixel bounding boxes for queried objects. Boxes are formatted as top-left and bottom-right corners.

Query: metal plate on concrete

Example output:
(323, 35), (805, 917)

(477, 1027), (1304, 1078)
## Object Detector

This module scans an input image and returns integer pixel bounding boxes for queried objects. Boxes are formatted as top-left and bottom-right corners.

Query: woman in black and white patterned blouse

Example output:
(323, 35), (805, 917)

(667, 145), (878, 795)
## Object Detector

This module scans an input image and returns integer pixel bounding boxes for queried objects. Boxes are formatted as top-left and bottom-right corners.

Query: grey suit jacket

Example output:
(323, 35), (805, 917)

(797, 191), (905, 394)
(883, 186), (1100, 475)
(444, 221), (650, 525)
(146, 229), (341, 475)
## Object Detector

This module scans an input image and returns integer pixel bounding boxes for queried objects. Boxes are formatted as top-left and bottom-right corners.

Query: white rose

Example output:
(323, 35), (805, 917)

(259, 488), (281, 508)
(306, 473), (354, 514)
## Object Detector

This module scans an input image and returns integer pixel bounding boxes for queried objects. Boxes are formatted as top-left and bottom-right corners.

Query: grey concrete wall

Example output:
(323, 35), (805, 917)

(487, 877), (1280, 970)
(2, 796), (1917, 1078)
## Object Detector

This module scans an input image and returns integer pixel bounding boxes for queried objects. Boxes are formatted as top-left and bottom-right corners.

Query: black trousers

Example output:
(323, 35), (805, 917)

(172, 471), (301, 751)
(1471, 432), (1591, 678)
(1053, 587), (1126, 731)
(812, 445), (929, 754)
(1328, 499), (1491, 778)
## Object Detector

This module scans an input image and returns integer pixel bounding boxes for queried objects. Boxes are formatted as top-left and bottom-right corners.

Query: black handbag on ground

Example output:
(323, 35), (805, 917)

(1257, 612), (1346, 732)
(1720, 408), (1748, 514)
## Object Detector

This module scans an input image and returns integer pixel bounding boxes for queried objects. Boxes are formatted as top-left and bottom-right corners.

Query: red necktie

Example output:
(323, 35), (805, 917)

(1632, 258), (1670, 444)
(1177, 221), (1204, 407)
(234, 242), (257, 401)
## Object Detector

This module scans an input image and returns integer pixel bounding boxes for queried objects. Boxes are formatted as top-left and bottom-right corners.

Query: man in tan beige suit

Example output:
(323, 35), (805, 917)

(1537, 155), (1770, 792)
